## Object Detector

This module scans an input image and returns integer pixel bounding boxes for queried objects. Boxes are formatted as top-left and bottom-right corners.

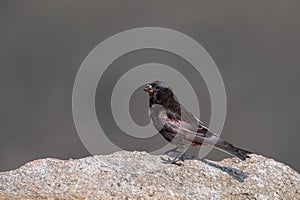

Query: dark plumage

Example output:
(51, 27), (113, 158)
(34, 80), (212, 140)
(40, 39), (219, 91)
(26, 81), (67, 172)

(144, 80), (251, 163)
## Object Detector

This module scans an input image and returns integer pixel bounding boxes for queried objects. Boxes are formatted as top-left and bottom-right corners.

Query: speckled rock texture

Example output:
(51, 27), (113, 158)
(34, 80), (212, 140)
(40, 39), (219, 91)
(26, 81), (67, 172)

(0, 151), (299, 199)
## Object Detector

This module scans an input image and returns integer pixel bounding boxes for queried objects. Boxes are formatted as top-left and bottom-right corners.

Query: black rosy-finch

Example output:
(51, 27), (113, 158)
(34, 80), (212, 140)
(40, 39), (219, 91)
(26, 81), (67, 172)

(144, 80), (251, 163)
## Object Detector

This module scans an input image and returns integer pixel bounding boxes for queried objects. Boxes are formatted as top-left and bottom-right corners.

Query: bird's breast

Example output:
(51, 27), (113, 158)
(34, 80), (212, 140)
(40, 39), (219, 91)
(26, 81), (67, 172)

(149, 104), (167, 131)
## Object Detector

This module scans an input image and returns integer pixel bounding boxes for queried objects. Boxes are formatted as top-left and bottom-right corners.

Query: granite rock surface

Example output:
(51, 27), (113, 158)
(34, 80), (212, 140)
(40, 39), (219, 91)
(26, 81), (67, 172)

(0, 151), (299, 199)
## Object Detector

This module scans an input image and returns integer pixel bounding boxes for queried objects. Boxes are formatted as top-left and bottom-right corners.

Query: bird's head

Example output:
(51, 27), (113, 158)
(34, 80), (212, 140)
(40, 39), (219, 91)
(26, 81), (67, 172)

(144, 80), (175, 105)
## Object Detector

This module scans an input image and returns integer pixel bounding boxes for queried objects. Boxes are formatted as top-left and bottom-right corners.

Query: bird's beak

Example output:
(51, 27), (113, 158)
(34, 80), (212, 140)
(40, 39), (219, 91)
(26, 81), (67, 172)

(144, 84), (153, 93)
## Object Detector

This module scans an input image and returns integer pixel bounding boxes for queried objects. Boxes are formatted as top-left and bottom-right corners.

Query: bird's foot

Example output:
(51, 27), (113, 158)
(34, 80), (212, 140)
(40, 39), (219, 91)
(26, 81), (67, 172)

(161, 157), (182, 166)
(161, 153), (186, 166)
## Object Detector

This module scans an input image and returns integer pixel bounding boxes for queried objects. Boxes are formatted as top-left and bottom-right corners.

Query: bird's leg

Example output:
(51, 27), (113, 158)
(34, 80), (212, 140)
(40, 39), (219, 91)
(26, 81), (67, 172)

(163, 147), (180, 155)
(171, 153), (184, 163)
(161, 146), (188, 165)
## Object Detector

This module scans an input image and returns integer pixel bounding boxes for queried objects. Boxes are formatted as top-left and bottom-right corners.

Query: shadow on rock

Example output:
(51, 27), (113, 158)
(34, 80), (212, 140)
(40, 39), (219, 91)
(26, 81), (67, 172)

(194, 157), (250, 182)
(163, 152), (250, 182)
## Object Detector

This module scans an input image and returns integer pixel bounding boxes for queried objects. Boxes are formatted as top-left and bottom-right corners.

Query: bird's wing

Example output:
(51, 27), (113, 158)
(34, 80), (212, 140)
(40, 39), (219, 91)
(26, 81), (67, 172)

(164, 106), (219, 145)
(172, 105), (213, 136)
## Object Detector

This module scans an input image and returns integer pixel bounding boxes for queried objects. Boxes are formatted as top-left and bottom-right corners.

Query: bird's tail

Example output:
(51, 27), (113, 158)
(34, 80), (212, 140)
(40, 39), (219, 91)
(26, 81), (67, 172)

(215, 139), (251, 161)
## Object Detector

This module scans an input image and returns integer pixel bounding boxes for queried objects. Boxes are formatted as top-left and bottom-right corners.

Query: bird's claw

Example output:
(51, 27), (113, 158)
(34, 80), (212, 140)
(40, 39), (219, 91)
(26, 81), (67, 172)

(161, 156), (183, 166)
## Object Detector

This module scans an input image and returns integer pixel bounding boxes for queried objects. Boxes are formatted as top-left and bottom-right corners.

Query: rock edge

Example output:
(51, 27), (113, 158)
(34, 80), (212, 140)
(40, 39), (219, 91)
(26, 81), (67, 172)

(0, 151), (299, 199)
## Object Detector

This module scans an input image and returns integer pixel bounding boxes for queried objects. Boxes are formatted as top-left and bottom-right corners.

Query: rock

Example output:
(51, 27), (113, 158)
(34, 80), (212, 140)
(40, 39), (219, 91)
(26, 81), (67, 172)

(0, 151), (299, 199)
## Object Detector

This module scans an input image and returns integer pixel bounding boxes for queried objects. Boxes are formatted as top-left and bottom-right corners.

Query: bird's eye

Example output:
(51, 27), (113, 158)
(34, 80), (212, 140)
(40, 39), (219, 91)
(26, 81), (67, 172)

(155, 86), (160, 90)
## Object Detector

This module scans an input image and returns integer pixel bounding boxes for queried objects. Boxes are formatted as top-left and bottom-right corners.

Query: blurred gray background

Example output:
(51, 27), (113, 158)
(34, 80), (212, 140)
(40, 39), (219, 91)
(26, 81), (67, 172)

(1, 1), (299, 172)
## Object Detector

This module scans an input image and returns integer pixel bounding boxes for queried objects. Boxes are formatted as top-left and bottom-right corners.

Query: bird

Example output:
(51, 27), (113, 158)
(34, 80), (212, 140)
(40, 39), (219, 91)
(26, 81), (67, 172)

(143, 80), (251, 164)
